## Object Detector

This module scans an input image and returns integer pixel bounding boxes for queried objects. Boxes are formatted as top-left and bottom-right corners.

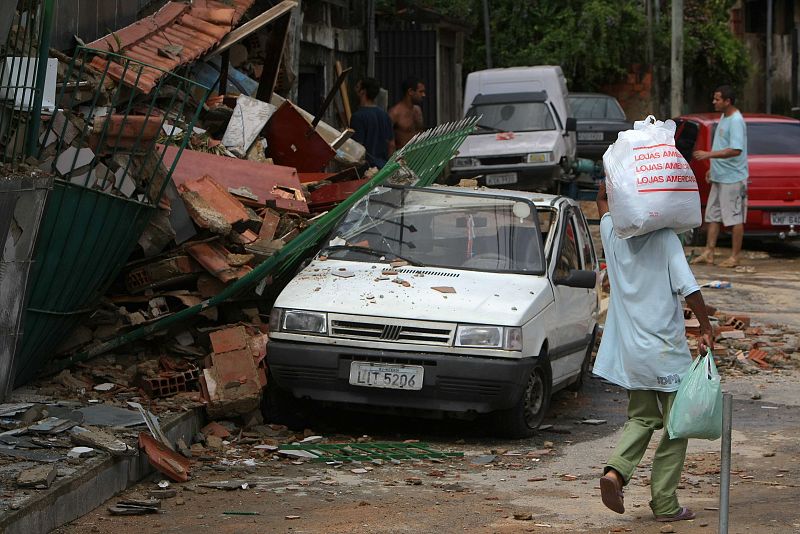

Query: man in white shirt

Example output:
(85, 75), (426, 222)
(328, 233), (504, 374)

(593, 181), (714, 523)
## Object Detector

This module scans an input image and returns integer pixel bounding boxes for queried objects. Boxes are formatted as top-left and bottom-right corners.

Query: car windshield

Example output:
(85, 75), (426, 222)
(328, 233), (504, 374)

(747, 122), (800, 155)
(324, 187), (545, 274)
(466, 102), (555, 132)
(568, 95), (626, 120)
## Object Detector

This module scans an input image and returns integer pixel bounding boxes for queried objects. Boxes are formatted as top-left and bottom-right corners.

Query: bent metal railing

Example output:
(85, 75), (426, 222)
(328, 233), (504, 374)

(13, 47), (211, 387)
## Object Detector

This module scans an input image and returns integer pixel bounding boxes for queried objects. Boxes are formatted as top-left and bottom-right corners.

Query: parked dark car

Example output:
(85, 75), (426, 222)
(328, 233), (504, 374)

(568, 93), (631, 161)
(674, 113), (800, 240)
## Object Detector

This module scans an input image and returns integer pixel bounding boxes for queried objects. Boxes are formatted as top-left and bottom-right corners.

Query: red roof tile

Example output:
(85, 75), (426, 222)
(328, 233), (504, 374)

(161, 145), (309, 213)
(87, 0), (256, 93)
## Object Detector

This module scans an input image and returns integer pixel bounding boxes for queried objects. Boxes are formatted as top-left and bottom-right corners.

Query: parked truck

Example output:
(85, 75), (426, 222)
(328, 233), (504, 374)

(448, 66), (578, 193)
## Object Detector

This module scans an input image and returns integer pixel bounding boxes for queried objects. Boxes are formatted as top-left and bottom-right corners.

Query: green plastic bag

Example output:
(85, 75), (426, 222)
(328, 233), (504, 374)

(667, 349), (722, 440)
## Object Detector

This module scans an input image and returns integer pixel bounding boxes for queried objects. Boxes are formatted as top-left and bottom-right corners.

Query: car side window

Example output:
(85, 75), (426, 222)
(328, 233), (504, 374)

(574, 212), (596, 270)
(555, 210), (581, 278)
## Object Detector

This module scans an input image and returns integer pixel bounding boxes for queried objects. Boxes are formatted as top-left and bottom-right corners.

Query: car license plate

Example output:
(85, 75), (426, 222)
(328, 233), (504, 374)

(485, 173), (517, 186)
(770, 212), (800, 226)
(578, 132), (603, 141)
(348, 362), (423, 390)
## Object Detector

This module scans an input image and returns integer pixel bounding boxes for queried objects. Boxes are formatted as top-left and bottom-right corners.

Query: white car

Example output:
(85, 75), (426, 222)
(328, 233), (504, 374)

(267, 185), (599, 437)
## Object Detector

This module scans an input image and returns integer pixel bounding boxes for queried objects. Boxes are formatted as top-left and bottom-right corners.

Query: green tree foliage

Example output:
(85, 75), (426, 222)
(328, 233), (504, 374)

(378, 0), (748, 96)
(465, 0), (646, 91)
(680, 0), (750, 95)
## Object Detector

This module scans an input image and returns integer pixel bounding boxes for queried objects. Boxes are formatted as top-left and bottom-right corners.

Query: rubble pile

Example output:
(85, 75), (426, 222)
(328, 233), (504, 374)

(29, 9), (375, 423)
(683, 308), (799, 374)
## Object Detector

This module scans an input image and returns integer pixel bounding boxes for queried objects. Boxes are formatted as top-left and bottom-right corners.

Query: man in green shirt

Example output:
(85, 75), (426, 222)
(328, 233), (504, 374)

(691, 85), (749, 268)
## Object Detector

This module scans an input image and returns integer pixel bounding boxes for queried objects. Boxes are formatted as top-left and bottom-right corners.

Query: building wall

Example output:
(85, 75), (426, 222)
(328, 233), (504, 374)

(733, 0), (800, 114)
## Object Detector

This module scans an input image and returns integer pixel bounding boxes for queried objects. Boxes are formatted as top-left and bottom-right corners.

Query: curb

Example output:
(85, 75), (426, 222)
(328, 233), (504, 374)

(0, 408), (203, 534)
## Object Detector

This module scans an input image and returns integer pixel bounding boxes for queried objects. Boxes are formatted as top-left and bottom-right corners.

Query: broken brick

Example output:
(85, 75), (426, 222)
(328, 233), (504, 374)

(185, 241), (252, 283)
(179, 174), (250, 228)
(139, 433), (190, 483)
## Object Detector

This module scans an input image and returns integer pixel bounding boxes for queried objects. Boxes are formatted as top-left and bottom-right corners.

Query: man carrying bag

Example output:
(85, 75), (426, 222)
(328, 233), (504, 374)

(593, 180), (714, 522)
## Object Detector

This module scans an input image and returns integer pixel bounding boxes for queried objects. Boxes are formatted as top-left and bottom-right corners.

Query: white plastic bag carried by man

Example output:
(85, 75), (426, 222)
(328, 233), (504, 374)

(602, 115), (701, 239)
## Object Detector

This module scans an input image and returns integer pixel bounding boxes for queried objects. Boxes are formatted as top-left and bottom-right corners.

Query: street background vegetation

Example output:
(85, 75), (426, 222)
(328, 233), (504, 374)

(380, 0), (749, 111)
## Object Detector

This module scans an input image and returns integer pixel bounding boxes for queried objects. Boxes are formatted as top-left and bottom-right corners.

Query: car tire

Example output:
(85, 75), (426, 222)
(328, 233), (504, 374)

(495, 359), (552, 439)
(567, 327), (597, 393)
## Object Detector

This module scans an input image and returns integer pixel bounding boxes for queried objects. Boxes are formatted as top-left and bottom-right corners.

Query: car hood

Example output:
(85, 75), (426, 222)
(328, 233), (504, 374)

(275, 259), (554, 326)
(457, 130), (561, 157)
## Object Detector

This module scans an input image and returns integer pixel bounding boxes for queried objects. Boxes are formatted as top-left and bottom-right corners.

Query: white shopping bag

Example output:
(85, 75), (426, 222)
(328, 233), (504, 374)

(602, 115), (701, 238)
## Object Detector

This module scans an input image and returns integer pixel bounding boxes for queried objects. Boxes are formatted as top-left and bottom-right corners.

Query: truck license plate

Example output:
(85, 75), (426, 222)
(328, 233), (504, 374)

(770, 212), (800, 226)
(485, 173), (517, 186)
(349, 362), (423, 390)
(578, 132), (603, 141)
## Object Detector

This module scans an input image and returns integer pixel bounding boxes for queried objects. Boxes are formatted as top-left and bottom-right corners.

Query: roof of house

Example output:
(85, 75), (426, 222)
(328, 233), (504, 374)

(86, 0), (255, 93)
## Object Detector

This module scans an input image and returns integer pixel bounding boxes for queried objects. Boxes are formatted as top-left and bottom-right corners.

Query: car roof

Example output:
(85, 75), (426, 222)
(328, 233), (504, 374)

(675, 112), (800, 125)
(472, 91), (548, 105)
(426, 184), (569, 208)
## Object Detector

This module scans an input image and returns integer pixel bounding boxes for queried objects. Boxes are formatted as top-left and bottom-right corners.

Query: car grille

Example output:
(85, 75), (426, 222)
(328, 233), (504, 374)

(329, 315), (454, 346)
(396, 268), (459, 277)
(478, 155), (525, 166)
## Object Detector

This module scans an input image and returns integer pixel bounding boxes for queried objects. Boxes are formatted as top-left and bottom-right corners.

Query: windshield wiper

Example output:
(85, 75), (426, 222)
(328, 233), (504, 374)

(475, 123), (507, 133)
(322, 245), (425, 267)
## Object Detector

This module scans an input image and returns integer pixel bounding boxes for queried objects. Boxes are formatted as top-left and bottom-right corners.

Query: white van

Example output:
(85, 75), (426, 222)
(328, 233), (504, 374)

(449, 66), (577, 192)
(266, 184), (599, 438)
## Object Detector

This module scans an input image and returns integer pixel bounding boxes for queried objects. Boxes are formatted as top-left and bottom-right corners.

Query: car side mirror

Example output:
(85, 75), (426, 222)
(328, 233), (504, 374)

(555, 269), (597, 289)
(566, 117), (577, 132)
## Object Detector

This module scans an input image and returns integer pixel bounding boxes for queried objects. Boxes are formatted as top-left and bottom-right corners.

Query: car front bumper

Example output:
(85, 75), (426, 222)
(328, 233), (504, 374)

(448, 163), (563, 191)
(267, 340), (539, 415)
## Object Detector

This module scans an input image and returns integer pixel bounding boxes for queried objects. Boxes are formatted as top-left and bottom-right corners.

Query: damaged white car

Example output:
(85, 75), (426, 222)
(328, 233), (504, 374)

(267, 185), (599, 437)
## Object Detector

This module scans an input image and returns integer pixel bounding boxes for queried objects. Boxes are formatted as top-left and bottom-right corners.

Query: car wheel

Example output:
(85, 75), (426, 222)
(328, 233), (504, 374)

(495, 360), (552, 438)
(567, 327), (597, 392)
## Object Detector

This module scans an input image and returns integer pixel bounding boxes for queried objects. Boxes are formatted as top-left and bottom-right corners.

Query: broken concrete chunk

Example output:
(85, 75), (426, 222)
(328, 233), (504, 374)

(70, 426), (132, 456)
(17, 464), (57, 488)
(67, 446), (96, 458)
(55, 146), (94, 176)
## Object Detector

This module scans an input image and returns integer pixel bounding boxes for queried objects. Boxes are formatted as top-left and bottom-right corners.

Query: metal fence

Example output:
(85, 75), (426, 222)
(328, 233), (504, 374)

(12, 46), (211, 388)
(0, 0), (54, 165)
(37, 46), (210, 203)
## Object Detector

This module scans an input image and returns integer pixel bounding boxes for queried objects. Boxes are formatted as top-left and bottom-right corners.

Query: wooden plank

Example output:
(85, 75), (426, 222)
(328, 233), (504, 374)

(335, 60), (352, 125)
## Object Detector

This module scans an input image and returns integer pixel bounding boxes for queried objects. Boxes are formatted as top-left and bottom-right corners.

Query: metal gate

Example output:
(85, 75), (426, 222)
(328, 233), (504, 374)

(375, 29), (437, 128)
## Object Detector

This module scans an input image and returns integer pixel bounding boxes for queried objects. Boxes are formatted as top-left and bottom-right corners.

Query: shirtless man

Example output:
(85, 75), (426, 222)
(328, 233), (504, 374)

(389, 77), (426, 149)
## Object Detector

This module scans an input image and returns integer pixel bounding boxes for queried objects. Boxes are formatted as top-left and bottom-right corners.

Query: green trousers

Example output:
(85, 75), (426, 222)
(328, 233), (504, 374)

(605, 390), (689, 516)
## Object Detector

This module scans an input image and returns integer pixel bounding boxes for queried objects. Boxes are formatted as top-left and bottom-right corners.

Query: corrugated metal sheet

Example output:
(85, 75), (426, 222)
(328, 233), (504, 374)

(0, 174), (52, 400)
(86, 0), (256, 93)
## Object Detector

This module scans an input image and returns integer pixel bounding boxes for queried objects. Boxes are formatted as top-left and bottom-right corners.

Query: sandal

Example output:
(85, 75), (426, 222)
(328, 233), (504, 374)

(718, 257), (739, 268)
(655, 506), (696, 522)
(690, 251), (714, 265)
(600, 473), (625, 514)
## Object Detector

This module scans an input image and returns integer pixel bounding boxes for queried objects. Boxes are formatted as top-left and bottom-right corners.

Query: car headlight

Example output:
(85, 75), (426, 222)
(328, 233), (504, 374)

(271, 308), (328, 334)
(526, 152), (552, 164)
(452, 156), (480, 168)
(455, 325), (522, 351)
